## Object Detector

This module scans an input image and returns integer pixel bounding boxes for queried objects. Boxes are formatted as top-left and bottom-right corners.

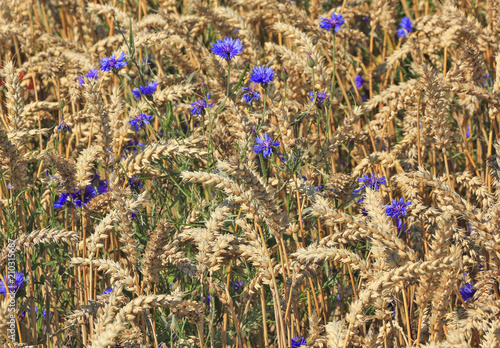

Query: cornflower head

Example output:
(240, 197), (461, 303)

(308, 91), (329, 107)
(73, 185), (96, 207)
(460, 282), (476, 302)
(355, 75), (364, 89)
(99, 52), (127, 72)
(128, 113), (153, 132)
(230, 280), (244, 294)
(253, 133), (280, 158)
(397, 17), (413, 38)
(103, 288), (113, 295)
(203, 295), (211, 309)
(34, 306), (47, 318)
(211, 37), (243, 61)
(249, 66), (274, 87)
(466, 124), (471, 138)
(132, 81), (158, 99)
(385, 197), (411, 231)
(127, 175), (144, 191)
(0, 271), (27, 296)
(190, 94), (213, 115)
(97, 179), (108, 195)
(291, 336), (307, 348)
(78, 69), (99, 86)
(57, 117), (71, 132)
(353, 173), (386, 195)
(242, 84), (261, 104)
(319, 13), (345, 33)
(124, 139), (145, 152)
(54, 193), (70, 209)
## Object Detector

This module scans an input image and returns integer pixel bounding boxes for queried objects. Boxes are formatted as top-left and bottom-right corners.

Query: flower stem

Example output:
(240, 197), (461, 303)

(283, 80), (287, 108)
(330, 34), (336, 96)
(227, 60), (231, 97)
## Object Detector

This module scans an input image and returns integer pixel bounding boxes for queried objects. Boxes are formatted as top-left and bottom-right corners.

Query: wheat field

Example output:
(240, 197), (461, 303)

(0, 0), (499, 347)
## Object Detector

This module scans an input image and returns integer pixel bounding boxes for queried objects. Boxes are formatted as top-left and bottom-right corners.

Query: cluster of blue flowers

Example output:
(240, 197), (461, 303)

(386, 197), (412, 231)
(76, 52), (126, 91)
(309, 91), (329, 107)
(127, 175), (144, 191)
(459, 282), (476, 302)
(132, 81), (158, 99)
(20, 306), (48, 319)
(0, 271), (26, 296)
(397, 17), (413, 38)
(353, 174), (386, 196)
(355, 75), (363, 89)
(78, 69), (99, 86)
(100, 52), (127, 72)
(54, 174), (108, 209)
(191, 94), (213, 115)
(128, 113), (153, 132)
(242, 84), (261, 104)
(230, 280), (244, 294)
(353, 173), (386, 215)
(291, 336), (307, 348)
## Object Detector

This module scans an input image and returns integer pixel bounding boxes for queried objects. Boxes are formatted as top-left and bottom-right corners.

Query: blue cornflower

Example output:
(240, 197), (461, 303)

(191, 94), (213, 115)
(211, 37), (243, 61)
(71, 185), (96, 208)
(249, 66), (274, 87)
(308, 91), (329, 106)
(123, 139), (145, 154)
(57, 117), (71, 133)
(203, 295), (211, 309)
(355, 75), (364, 89)
(97, 179), (108, 195)
(230, 280), (244, 294)
(466, 124), (471, 138)
(253, 133), (280, 158)
(78, 69), (99, 86)
(291, 336), (307, 348)
(103, 288), (113, 295)
(100, 52), (127, 72)
(128, 113), (154, 132)
(54, 193), (69, 209)
(319, 13), (345, 33)
(386, 197), (411, 231)
(0, 271), (27, 296)
(127, 176), (144, 191)
(397, 17), (413, 38)
(132, 81), (158, 99)
(353, 174), (386, 195)
(34, 306), (43, 317)
(242, 84), (261, 104)
(460, 282), (476, 302)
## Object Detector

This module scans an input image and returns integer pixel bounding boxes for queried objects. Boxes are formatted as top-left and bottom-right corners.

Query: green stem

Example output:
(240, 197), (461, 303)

(312, 66), (316, 96)
(263, 86), (267, 118)
(215, 60), (231, 114)
(227, 60), (231, 97)
(283, 80), (287, 108)
(330, 34), (336, 96)
(328, 34), (336, 143)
